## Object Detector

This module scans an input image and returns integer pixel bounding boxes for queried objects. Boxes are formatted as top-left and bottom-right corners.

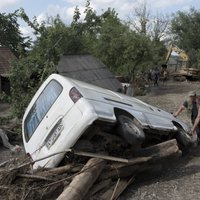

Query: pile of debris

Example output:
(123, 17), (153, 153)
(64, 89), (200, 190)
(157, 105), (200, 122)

(0, 134), (181, 200)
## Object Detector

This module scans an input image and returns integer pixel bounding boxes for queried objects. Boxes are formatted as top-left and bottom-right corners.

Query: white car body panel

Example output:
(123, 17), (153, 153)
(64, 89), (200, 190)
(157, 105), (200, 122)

(22, 74), (189, 169)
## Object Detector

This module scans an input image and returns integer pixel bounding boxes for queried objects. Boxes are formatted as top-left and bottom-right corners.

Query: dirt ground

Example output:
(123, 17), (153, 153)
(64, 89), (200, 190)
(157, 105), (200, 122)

(119, 79), (200, 200)
(1, 79), (200, 200)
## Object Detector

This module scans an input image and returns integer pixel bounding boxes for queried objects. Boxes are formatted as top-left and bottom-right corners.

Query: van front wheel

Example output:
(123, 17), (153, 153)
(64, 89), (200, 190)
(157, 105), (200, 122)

(176, 129), (196, 148)
(117, 115), (145, 146)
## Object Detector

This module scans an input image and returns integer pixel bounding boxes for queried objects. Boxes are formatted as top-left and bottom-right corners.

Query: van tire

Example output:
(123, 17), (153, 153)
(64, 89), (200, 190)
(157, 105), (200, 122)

(117, 115), (145, 146)
(176, 129), (195, 147)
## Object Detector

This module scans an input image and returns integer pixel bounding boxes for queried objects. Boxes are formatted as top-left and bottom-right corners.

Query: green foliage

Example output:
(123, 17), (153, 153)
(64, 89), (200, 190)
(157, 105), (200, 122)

(95, 8), (128, 73)
(10, 16), (68, 118)
(0, 116), (11, 125)
(0, 11), (31, 57)
(171, 8), (200, 68)
(94, 8), (155, 81)
(151, 40), (166, 66)
(9, 2), (166, 118)
(10, 57), (39, 118)
(0, 92), (11, 103)
(122, 32), (153, 80)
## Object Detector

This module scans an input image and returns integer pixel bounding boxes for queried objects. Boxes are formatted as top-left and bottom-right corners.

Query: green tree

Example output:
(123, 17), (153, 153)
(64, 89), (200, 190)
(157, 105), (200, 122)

(95, 8), (154, 80)
(0, 11), (30, 57)
(151, 40), (166, 66)
(69, 0), (101, 54)
(171, 8), (200, 67)
(127, 1), (168, 70)
(122, 32), (153, 81)
(10, 2), (165, 117)
(95, 8), (128, 73)
(10, 16), (68, 117)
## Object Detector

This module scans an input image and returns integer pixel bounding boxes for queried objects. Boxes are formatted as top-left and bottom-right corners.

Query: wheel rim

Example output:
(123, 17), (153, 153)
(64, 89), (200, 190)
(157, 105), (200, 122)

(125, 122), (141, 135)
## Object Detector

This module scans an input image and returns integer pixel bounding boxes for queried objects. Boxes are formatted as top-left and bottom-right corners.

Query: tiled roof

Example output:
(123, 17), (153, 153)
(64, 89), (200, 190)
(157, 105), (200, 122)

(57, 54), (122, 92)
(0, 47), (16, 75)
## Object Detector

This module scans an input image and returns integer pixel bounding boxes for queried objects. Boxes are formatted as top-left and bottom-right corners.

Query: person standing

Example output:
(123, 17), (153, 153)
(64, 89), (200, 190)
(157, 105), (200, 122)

(191, 94), (200, 138)
(173, 91), (198, 126)
(153, 67), (160, 86)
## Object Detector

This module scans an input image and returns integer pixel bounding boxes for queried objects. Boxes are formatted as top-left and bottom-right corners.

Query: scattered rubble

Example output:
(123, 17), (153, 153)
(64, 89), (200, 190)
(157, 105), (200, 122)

(0, 135), (181, 200)
(0, 129), (21, 152)
(0, 80), (200, 200)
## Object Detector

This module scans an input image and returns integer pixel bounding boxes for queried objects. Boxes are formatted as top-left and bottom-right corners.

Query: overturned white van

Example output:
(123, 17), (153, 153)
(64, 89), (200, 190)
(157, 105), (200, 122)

(22, 74), (193, 169)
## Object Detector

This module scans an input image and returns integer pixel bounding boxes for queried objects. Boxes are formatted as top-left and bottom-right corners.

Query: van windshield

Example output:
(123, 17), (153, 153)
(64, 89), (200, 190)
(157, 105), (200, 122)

(24, 80), (63, 141)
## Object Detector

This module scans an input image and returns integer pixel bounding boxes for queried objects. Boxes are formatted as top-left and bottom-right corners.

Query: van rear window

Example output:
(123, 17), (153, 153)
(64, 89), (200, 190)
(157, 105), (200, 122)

(24, 80), (63, 141)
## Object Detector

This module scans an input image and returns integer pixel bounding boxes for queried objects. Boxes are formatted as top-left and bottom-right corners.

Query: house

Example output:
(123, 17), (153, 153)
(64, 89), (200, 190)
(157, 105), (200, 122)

(0, 47), (16, 94)
(56, 54), (122, 92)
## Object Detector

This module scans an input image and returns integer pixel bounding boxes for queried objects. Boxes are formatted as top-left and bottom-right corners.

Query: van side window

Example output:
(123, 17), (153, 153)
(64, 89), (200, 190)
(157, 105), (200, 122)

(24, 80), (63, 141)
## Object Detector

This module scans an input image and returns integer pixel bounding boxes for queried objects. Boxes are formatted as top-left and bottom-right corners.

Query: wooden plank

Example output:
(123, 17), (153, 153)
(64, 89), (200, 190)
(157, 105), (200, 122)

(85, 179), (112, 199)
(112, 176), (134, 200)
(100, 176), (134, 200)
(73, 150), (129, 163)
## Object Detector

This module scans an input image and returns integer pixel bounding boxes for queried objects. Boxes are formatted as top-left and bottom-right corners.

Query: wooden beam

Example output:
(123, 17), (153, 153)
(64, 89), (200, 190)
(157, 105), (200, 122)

(73, 150), (129, 163)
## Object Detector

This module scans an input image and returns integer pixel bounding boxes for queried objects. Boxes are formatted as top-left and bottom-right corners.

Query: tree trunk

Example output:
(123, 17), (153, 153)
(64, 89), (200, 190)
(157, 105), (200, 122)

(56, 158), (106, 200)
(100, 139), (181, 180)
(36, 164), (75, 177)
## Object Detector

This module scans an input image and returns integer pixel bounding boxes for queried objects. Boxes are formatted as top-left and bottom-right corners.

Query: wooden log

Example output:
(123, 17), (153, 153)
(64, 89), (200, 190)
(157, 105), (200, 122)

(73, 139), (179, 166)
(43, 164), (73, 175)
(36, 164), (75, 176)
(56, 158), (106, 200)
(129, 143), (181, 165)
(71, 165), (83, 173)
(100, 163), (150, 181)
(109, 139), (181, 168)
(134, 139), (178, 157)
(100, 141), (181, 180)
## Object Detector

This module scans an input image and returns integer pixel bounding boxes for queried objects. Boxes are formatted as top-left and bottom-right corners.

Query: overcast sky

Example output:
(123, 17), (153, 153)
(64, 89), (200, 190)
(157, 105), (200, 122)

(1, 0), (200, 37)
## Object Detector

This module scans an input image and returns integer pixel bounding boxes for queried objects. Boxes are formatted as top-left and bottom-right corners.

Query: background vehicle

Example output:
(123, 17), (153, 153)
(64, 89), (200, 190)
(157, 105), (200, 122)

(165, 43), (200, 80)
(165, 43), (189, 68)
(22, 74), (193, 169)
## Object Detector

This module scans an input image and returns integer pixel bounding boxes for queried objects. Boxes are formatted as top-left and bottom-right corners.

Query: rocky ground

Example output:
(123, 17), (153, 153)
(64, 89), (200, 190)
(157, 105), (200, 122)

(1, 79), (200, 200)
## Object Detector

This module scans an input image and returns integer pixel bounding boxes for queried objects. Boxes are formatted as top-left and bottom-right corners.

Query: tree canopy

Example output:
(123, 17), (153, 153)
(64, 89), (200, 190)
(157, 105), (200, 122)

(0, 11), (30, 57)
(6, 0), (200, 117)
(171, 8), (200, 67)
